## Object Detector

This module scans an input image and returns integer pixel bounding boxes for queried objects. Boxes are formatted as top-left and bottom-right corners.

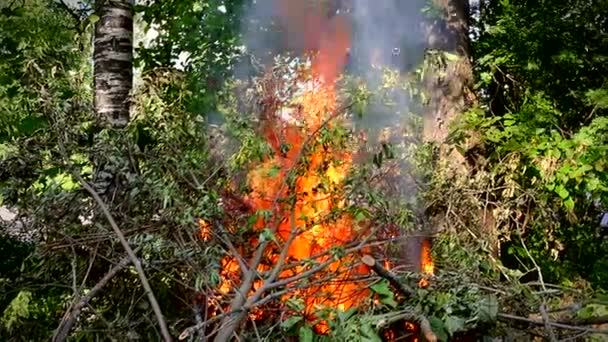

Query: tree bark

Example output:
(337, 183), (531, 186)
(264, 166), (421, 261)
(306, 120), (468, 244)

(94, 0), (134, 127)
(423, 0), (499, 257)
(423, 0), (474, 147)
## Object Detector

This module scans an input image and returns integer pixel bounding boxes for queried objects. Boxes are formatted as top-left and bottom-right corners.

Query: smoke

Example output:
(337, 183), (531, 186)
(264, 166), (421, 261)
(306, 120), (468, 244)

(236, 0), (430, 198)
(234, 0), (434, 270)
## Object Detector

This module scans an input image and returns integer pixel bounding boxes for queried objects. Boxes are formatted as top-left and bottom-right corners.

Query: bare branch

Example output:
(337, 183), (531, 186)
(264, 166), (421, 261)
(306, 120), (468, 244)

(53, 251), (135, 342)
(498, 313), (608, 335)
(69, 167), (172, 341)
(361, 254), (416, 298)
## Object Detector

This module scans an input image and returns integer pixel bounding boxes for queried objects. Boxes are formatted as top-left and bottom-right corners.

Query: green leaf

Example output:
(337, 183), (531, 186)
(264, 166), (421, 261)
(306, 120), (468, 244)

(477, 295), (498, 322)
(281, 316), (303, 330)
(585, 88), (608, 109)
(361, 322), (382, 342)
(259, 228), (278, 244)
(381, 296), (398, 308)
(16, 116), (48, 136)
(286, 298), (305, 312)
(444, 316), (465, 336)
(192, 2), (203, 12)
(564, 197), (575, 210)
(2, 291), (32, 331)
(88, 14), (100, 24)
(429, 316), (449, 342)
(444, 52), (460, 62)
(267, 164), (281, 178)
(554, 184), (569, 199)
(299, 326), (314, 342)
(337, 307), (357, 322)
(354, 209), (367, 222)
(370, 280), (393, 297)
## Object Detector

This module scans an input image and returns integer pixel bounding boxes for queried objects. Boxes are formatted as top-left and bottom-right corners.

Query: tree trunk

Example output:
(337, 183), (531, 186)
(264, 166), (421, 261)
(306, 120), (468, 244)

(423, 0), (474, 147)
(423, 0), (499, 257)
(94, 0), (134, 127)
(91, 0), (134, 202)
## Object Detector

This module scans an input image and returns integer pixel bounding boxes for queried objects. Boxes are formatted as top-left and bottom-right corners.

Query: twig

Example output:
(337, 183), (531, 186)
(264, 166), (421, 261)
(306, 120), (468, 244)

(518, 211), (557, 342)
(53, 251), (135, 342)
(540, 302), (558, 342)
(361, 255), (415, 298)
(498, 313), (608, 334)
(71, 170), (172, 341)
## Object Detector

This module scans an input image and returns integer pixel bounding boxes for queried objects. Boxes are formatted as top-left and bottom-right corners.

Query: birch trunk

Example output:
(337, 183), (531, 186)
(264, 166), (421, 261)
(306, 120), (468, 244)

(94, 0), (134, 127)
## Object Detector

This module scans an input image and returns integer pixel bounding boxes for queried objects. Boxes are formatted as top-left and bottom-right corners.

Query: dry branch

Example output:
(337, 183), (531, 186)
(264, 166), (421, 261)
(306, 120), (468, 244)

(71, 170), (172, 341)
(53, 251), (135, 342)
(361, 255), (437, 341)
(361, 254), (415, 298)
(498, 313), (608, 335)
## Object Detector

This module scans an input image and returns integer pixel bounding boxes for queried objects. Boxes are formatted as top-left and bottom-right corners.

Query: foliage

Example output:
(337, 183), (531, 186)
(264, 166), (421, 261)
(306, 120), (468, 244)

(135, 0), (247, 114)
(450, 0), (608, 288)
(1, 0), (607, 340)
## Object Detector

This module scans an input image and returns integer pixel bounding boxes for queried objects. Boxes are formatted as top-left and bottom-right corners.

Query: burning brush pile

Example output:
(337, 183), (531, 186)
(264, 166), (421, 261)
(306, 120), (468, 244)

(184, 29), (437, 342)
(180, 4), (441, 341)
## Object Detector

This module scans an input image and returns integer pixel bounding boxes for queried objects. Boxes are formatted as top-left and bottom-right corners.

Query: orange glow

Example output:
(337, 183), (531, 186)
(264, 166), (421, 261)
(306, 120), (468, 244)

(418, 238), (434, 288)
(384, 260), (391, 270)
(420, 239), (434, 275)
(198, 219), (212, 241)
(216, 1), (369, 330)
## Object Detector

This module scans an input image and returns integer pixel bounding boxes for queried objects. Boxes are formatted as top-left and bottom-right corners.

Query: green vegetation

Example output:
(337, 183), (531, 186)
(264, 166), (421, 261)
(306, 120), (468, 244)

(0, 0), (606, 341)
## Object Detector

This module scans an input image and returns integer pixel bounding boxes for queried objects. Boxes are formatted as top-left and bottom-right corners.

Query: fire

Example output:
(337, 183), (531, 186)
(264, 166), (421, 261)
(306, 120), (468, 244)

(215, 1), (369, 328)
(211, 0), (436, 334)
(418, 238), (434, 288)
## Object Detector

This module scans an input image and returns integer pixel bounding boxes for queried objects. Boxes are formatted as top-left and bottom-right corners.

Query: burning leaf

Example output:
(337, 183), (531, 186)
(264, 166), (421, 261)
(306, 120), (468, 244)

(197, 219), (212, 241)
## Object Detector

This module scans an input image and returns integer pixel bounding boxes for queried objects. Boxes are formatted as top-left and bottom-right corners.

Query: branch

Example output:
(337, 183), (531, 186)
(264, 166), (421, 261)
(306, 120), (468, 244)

(53, 251), (136, 342)
(361, 255), (416, 298)
(55, 0), (84, 34)
(71, 170), (172, 341)
(498, 313), (608, 335)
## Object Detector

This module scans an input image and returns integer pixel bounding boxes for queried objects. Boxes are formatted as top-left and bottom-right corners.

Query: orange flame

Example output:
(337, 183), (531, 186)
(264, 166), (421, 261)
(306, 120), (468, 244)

(214, 1), (434, 332)
(418, 238), (434, 288)
(216, 2), (367, 328)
